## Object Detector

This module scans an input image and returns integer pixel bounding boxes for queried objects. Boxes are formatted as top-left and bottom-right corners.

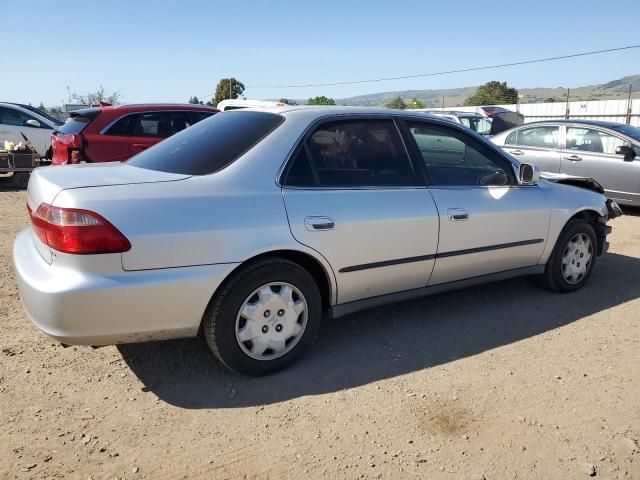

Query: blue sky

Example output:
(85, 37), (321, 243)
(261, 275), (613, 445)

(2, 0), (639, 106)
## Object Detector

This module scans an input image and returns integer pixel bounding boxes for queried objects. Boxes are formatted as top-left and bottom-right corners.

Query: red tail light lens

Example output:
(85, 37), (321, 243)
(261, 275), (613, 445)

(51, 134), (83, 165)
(29, 203), (131, 254)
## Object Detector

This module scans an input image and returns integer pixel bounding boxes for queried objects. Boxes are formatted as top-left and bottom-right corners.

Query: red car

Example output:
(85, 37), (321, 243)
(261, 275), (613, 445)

(50, 104), (218, 165)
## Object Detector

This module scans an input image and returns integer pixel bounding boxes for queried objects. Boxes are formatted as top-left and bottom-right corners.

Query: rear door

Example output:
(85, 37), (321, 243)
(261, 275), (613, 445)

(503, 124), (563, 173)
(282, 116), (439, 304)
(403, 119), (550, 285)
(562, 126), (640, 204)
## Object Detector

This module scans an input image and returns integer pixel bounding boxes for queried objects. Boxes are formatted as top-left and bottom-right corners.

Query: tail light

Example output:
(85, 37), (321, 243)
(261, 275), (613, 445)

(51, 133), (83, 165)
(28, 203), (131, 254)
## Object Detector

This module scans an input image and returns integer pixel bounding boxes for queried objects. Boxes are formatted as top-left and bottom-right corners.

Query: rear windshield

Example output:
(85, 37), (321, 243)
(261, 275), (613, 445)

(58, 109), (101, 134)
(127, 111), (284, 175)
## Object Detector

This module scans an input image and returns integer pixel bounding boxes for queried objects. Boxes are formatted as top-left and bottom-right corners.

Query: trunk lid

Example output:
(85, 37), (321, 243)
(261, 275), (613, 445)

(27, 163), (190, 263)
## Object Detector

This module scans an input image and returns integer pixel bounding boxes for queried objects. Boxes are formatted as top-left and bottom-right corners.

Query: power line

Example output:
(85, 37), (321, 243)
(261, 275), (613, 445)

(245, 44), (640, 89)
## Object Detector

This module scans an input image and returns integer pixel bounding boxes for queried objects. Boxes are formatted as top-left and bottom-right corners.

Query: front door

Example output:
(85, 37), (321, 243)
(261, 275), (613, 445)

(562, 126), (640, 205)
(403, 120), (550, 285)
(282, 117), (439, 304)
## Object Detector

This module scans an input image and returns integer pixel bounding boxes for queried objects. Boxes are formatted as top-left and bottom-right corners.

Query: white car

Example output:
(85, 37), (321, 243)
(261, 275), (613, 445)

(0, 102), (63, 156)
(216, 99), (288, 111)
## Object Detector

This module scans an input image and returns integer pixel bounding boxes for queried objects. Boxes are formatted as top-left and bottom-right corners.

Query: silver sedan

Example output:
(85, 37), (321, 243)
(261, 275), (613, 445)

(491, 120), (640, 206)
(14, 107), (617, 375)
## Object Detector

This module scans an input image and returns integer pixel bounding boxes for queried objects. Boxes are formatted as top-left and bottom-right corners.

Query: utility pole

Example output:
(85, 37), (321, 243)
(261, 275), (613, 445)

(441, 95), (445, 110)
(626, 84), (632, 125)
(565, 88), (570, 119)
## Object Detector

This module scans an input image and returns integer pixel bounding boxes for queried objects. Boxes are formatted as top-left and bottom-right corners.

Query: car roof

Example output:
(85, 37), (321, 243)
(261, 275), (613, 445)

(520, 119), (627, 128)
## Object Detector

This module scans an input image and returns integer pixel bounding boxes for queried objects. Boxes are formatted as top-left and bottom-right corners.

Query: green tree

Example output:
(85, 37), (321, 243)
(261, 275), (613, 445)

(463, 81), (518, 106)
(384, 96), (407, 109)
(307, 96), (335, 106)
(37, 102), (47, 113)
(213, 78), (245, 106)
(188, 96), (202, 104)
(408, 98), (425, 109)
(543, 97), (556, 103)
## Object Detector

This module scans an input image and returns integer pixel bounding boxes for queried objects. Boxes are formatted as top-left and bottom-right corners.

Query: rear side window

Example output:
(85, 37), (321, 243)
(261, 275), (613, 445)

(127, 111), (283, 175)
(510, 126), (560, 148)
(285, 119), (416, 187)
(105, 111), (194, 137)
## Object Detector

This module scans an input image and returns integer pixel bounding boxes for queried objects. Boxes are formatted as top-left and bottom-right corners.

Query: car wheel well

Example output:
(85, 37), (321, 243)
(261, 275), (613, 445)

(567, 209), (607, 255)
(238, 251), (332, 311)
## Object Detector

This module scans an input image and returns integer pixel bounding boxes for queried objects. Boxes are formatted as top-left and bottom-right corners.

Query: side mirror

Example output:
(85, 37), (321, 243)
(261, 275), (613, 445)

(519, 163), (540, 185)
(615, 145), (636, 162)
(25, 119), (41, 128)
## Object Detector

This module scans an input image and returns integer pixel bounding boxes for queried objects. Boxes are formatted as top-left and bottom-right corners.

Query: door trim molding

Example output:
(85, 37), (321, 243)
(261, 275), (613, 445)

(338, 239), (544, 273)
(330, 265), (545, 318)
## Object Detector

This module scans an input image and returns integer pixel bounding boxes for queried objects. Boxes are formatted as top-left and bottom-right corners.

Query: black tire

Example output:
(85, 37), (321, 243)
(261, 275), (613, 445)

(541, 219), (597, 292)
(11, 172), (30, 190)
(203, 257), (322, 375)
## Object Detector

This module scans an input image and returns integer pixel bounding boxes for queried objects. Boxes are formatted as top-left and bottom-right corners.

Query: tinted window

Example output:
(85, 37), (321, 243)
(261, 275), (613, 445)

(58, 110), (100, 134)
(566, 127), (625, 155)
(105, 111), (194, 137)
(190, 111), (215, 123)
(285, 119), (416, 187)
(0, 107), (29, 126)
(407, 122), (514, 186)
(128, 111), (283, 175)
(513, 126), (560, 148)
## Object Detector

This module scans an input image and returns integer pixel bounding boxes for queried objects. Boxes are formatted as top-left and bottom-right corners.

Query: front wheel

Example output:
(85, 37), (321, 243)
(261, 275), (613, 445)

(541, 219), (597, 292)
(203, 258), (322, 375)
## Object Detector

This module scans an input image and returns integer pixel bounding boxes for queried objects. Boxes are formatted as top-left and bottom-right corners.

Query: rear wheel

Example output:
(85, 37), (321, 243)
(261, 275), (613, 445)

(541, 219), (597, 292)
(11, 172), (30, 189)
(203, 258), (322, 375)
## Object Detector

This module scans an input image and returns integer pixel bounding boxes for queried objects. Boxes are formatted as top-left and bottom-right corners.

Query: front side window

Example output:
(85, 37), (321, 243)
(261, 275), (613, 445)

(407, 122), (515, 186)
(566, 127), (625, 155)
(513, 126), (560, 149)
(0, 107), (29, 126)
(285, 119), (416, 187)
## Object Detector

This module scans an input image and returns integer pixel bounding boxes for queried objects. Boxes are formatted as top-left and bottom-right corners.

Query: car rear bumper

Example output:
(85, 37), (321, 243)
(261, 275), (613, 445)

(13, 228), (238, 346)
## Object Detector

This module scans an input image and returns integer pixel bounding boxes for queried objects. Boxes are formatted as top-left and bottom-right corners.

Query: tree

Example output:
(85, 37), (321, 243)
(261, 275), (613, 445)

(37, 102), (47, 113)
(384, 96), (407, 109)
(188, 96), (203, 104)
(543, 97), (556, 103)
(279, 98), (298, 105)
(408, 98), (425, 109)
(463, 81), (518, 106)
(213, 78), (245, 105)
(71, 85), (121, 105)
(307, 96), (335, 106)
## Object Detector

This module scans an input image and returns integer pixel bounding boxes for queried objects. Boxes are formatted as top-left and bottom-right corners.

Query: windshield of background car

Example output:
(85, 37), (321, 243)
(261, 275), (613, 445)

(127, 111), (284, 175)
(610, 124), (640, 143)
(460, 116), (492, 135)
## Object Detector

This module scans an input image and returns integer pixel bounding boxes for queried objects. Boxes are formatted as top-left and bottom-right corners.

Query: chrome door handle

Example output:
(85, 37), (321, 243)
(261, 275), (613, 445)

(304, 216), (336, 231)
(564, 155), (582, 161)
(447, 208), (469, 221)
(509, 149), (524, 155)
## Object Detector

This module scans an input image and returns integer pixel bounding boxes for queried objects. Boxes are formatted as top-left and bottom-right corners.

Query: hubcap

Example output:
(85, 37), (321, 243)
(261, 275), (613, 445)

(561, 233), (592, 284)
(235, 282), (308, 361)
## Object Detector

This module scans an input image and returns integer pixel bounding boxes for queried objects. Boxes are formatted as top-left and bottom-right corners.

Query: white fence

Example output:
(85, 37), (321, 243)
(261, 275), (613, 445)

(422, 98), (640, 127)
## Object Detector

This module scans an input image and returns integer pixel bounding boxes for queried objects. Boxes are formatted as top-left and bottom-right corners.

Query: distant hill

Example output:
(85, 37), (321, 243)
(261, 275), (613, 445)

(326, 74), (640, 107)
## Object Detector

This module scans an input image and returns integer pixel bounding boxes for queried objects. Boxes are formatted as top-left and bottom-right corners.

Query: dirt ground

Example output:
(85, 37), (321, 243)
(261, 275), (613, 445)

(1, 180), (639, 480)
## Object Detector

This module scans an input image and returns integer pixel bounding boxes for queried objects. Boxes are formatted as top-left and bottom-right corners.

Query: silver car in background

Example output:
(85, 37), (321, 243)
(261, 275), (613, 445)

(14, 107), (617, 375)
(491, 120), (640, 206)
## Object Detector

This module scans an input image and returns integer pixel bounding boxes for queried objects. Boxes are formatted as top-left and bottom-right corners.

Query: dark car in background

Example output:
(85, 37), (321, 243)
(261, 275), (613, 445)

(51, 104), (218, 165)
